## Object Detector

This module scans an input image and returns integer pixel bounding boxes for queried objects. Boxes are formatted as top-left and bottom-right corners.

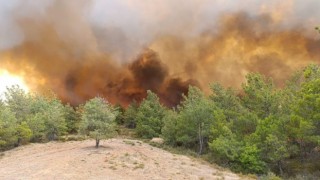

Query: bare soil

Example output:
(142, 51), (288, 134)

(0, 138), (247, 180)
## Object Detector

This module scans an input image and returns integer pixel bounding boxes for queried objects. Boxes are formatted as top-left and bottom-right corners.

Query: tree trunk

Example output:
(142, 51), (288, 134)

(278, 161), (283, 176)
(96, 138), (100, 148)
(299, 141), (305, 163)
(198, 123), (203, 155)
(15, 137), (21, 147)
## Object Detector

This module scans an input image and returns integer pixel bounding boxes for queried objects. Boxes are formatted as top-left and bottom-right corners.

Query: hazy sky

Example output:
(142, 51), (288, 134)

(0, 0), (319, 53)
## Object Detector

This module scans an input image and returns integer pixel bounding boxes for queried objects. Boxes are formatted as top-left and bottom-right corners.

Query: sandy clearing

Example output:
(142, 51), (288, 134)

(0, 139), (247, 180)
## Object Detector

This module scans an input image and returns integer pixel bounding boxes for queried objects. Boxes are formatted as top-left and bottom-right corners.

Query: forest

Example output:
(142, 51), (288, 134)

(0, 64), (319, 179)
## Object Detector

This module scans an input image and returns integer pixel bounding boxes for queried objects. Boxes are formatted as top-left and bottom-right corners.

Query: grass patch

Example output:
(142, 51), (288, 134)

(0, 152), (4, 159)
(148, 142), (198, 157)
(136, 141), (143, 146)
(116, 126), (137, 138)
(123, 140), (135, 146)
(259, 172), (282, 180)
(133, 163), (145, 170)
(109, 166), (117, 170)
(59, 135), (87, 142)
(109, 161), (115, 164)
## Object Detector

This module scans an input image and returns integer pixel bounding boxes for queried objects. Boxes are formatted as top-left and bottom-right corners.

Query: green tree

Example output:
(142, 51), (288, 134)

(44, 99), (68, 140)
(80, 97), (117, 148)
(264, 134), (289, 175)
(210, 83), (258, 137)
(64, 104), (81, 134)
(27, 112), (46, 142)
(242, 73), (279, 119)
(247, 115), (291, 174)
(27, 94), (67, 141)
(238, 145), (266, 174)
(123, 100), (139, 129)
(136, 91), (166, 139)
(114, 104), (125, 125)
(15, 121), (32, 145)
(0, 107), (17, 149)
(210, 83), (243, 121)
(4, 85), (31, 122)
(162, 109), (180, 146)
(177, 86), (215, 154)
(209, 131), (242, 163)
(287, 65), (320, 160)
(3, 85), (32, 146)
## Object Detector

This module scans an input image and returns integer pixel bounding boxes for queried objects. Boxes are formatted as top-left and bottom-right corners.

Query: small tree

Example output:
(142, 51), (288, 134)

(80, 97), (117, 148)
(241, 73), (279, 119)
(4, 85), (32, 146)
(64, 104), (81, 134)
(177, 86), (215, 155)
(264, 134), (289, 175)
(136, 91), (166, 139)
(0, 107), (18, 149)
(123, 100), (139, 128)
(162, 109), (180, 146)
(4, 85), (31, 122)
(27, 95), (67, 141)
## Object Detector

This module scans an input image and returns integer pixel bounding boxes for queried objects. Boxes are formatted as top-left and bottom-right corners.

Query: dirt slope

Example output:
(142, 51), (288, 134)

(0, 139), (247, 180)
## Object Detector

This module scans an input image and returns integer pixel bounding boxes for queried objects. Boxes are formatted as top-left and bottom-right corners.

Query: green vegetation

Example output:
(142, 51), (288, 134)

(135, 64), (320, 177)
(79, 97), (117, 148)
(0, 64), (319, 178)
(135, 91), (166, 139)
(0, 88), (118, 149)
(163, 86), (215, 155)
(1, 86), (68, 148)
(122, 100), (138, 128)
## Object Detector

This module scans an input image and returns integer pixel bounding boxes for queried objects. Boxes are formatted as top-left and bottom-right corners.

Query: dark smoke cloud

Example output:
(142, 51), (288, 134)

(0, 0), (319, 106)
(129, 49), (168, 92)
(39, 48), (194, 107)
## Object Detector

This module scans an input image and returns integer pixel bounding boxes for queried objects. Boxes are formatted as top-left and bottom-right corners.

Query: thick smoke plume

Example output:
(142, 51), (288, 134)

(0, 0), (319, 106)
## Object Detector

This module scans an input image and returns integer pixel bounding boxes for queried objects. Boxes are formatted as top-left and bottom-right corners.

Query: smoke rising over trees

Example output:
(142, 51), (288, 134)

(1, 64), (320, 178)
(0, 1), (319, 106)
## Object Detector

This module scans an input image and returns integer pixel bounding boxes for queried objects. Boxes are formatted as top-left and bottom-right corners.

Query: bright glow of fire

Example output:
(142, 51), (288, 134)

(0, 69), (29, 97)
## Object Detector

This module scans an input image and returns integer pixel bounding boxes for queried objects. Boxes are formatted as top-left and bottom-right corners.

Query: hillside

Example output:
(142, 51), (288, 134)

(0, 138), (246, 180)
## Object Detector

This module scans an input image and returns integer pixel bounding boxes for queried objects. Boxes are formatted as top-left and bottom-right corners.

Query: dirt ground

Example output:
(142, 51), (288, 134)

(0, 138), (247, 180)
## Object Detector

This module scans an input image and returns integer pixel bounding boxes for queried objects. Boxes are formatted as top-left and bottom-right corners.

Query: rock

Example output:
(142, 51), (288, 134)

(150, 138), (164, 144)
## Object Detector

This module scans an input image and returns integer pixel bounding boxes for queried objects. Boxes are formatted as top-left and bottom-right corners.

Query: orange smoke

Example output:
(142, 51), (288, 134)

(151, 12), (320, 91)
(0, 1), (319, 106)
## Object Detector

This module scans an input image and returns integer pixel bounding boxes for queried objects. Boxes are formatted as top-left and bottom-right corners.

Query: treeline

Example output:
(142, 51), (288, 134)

(0, 64), (319, 177)
(118, 64), (320, 177)
(0, 87), (117, 149)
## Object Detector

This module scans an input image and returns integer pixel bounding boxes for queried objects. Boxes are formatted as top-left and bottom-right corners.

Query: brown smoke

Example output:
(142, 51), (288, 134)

(150, 13), (320, 91)
(0, 1), (319, 107)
